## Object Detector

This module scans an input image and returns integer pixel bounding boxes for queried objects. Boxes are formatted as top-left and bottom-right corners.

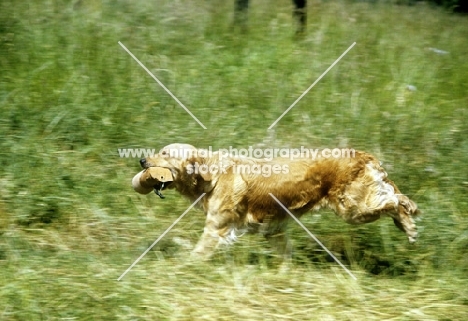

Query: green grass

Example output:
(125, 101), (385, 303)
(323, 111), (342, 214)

(1, 0), (468, 319)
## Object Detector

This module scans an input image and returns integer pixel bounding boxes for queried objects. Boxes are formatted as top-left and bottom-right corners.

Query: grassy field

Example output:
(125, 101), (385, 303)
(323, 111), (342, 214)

(1, 0), (467, 319)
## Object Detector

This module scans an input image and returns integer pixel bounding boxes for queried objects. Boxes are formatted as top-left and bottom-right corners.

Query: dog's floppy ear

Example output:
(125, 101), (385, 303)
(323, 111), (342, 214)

(184, 157), (212, 181)
(197, 168), (216, 193)
(199, 171), (212, 182)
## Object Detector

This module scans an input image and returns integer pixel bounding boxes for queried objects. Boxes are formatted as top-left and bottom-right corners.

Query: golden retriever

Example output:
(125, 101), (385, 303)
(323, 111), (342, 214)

(136, 143), (419, 260)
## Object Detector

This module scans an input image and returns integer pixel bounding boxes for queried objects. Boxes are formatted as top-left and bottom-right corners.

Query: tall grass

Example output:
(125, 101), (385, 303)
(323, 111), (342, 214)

(1, 0), (467, 319)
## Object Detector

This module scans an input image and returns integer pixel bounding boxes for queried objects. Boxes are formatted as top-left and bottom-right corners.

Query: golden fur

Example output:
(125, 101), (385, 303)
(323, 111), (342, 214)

(140, 143), (419, 260)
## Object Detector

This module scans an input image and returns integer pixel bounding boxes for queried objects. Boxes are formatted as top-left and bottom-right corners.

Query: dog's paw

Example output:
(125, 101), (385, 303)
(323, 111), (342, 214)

(172, 237), (193, 250)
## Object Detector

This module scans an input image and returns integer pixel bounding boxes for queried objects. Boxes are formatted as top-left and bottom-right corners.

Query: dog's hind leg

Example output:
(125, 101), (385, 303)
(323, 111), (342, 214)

(260, 214), (292, 261)
(266, 231), (293, 273)
(265, 231), (292, 262)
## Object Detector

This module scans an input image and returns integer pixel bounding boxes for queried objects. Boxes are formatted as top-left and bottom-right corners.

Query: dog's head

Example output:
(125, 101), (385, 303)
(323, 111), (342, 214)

(140, 143), (198, 168)
(134, 143), (214, 199)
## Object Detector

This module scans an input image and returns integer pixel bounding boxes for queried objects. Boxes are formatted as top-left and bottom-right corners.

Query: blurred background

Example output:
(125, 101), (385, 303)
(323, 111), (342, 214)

(0, 0), (467, 319)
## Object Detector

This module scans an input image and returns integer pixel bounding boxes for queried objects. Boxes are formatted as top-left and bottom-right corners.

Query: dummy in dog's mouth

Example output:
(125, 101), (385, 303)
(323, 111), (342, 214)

(132, 167), (174, 198)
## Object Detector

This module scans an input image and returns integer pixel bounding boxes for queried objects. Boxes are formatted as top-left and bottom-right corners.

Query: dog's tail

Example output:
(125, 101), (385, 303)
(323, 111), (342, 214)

(392, 191), (420, 243)
(397, 194), (420, 218)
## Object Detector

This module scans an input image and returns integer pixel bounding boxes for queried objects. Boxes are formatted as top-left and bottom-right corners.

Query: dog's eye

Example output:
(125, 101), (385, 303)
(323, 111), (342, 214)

(161, 151), (167, 155)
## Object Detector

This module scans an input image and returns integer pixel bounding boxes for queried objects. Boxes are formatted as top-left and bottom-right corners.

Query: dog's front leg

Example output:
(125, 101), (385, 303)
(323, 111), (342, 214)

(191, 227), (222, 260)
(191, 213), (235, 260)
